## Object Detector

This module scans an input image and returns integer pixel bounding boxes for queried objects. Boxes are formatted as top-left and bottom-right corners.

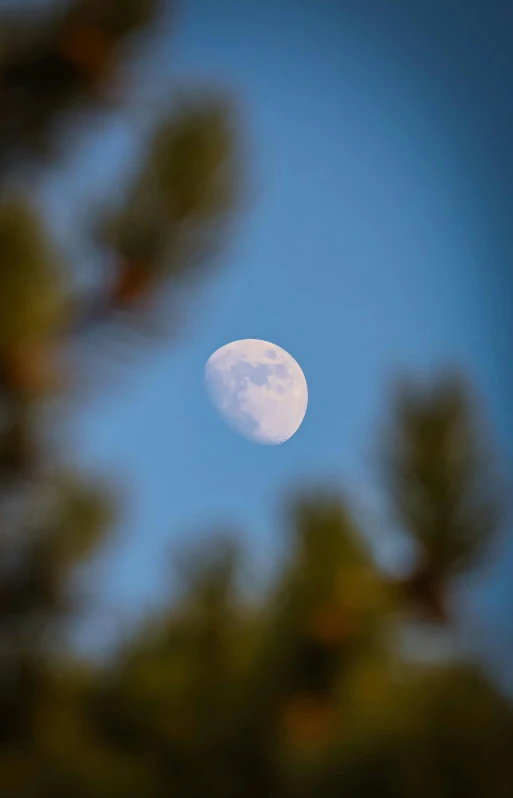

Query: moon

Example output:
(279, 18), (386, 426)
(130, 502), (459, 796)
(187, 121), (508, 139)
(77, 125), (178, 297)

(204, 339), (308, 445)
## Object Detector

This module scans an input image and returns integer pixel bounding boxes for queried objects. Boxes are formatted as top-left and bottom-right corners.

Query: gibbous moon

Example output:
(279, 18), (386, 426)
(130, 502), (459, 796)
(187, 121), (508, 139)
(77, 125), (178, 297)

(204, 339), (308, 445)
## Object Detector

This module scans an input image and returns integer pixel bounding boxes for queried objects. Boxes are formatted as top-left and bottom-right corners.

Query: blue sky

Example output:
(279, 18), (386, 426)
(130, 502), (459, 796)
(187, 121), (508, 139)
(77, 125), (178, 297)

(37, 0), (513, 661)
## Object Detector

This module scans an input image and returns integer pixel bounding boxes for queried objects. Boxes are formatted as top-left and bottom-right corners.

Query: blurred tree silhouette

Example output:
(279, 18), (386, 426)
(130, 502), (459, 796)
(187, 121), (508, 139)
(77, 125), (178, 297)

(0, 1), (512, 797)
(381, 372), (504, 624)
(0, 0), (162, 169)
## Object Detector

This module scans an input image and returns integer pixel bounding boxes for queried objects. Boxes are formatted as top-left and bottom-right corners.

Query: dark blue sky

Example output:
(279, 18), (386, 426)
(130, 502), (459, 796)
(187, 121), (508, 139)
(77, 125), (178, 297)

(39, 0), (512, 664)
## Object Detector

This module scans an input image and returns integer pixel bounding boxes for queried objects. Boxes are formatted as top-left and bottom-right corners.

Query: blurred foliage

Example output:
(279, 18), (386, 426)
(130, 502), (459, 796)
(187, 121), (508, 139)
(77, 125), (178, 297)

(381, 372), (504, 623)
(0, 1), (511, 796)
(0, 0), (164, 165)
(0, 197), (69, 354)
(95, 92), (240, 319)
